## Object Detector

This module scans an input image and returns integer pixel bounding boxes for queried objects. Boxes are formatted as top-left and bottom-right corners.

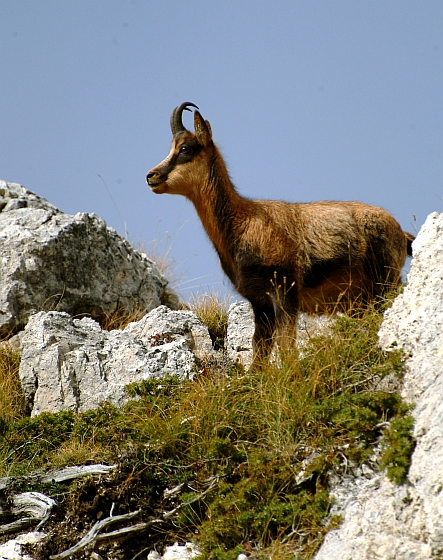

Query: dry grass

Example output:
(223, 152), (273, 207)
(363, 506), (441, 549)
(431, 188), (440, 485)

(137, 238), (185, 311)
(51, 438), (111, 469)
(101, 302), (148, 331)
(0, 344), (27, 424)
(190, 292), (230, 350)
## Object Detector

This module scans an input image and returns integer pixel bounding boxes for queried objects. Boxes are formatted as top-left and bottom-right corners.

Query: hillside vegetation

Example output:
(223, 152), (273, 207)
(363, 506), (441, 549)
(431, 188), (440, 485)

(0, 293), (414, 559)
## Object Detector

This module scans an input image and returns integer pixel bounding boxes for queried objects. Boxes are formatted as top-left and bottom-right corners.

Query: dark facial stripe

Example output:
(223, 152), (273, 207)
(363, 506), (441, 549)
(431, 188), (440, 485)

(159, 140), (203, 181)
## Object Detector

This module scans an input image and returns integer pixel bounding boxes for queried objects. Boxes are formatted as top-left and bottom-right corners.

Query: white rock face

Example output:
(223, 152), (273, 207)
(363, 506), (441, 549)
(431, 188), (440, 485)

(0, 180), (167, 333)
(315, 212), (443, 560)
(226, 302), (255, 367)
(19, 306), (212, 416)
(125, 305), (214, 362)
(148, 542), (200, 559)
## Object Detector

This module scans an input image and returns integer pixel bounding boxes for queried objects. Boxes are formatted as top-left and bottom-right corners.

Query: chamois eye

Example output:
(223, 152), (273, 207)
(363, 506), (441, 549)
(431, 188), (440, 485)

(179, 145), (191, 154)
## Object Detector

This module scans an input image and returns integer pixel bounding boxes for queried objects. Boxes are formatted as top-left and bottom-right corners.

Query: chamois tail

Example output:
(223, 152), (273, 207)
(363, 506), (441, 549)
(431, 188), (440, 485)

(405, 232), (415, 257)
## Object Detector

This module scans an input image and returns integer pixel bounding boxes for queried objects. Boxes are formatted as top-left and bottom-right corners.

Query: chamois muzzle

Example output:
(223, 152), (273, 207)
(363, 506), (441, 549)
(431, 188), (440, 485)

(170, 102), (199, 136)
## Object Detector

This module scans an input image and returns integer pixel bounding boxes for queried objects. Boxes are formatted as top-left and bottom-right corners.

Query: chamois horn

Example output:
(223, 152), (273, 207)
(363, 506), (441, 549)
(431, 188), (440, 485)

(170, 102), (199, 136)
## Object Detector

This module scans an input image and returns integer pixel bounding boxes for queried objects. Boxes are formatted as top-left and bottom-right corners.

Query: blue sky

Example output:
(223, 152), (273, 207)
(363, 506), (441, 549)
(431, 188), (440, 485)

(1, 1), (442, 301)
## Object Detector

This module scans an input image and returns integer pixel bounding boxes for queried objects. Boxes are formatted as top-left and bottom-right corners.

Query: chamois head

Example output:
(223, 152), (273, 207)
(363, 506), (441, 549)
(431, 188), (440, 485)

(147, 102), (213, 197)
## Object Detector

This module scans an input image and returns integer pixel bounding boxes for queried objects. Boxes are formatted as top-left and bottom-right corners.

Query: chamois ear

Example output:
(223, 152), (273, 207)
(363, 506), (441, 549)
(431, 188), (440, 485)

(194, 110), (212, 147)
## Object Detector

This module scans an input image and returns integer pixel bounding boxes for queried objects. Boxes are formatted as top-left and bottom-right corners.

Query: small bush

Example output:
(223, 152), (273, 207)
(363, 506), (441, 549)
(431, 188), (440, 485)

(0, 410), (76, 475)
(379, 406), (415, 484)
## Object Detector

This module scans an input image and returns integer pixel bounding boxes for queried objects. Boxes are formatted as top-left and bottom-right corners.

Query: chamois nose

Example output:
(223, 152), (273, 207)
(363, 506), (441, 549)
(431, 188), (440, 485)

(146, 171), (155, 184)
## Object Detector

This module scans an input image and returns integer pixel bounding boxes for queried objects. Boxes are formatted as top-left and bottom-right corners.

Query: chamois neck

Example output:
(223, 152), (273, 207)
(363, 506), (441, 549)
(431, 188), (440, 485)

(188, 148), (249, 274)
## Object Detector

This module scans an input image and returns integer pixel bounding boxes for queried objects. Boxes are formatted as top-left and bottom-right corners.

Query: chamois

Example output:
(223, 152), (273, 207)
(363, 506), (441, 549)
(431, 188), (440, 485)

(147, 102), (414, 366)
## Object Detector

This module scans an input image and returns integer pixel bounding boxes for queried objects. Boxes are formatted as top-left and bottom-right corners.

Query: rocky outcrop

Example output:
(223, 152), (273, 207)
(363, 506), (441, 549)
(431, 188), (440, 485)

(315, 212), (443, 560)
(19, 306), (213, 416)
(124, 305), (214, 362)
(0, 180), (167, 334)
(4, 178), (443, 559)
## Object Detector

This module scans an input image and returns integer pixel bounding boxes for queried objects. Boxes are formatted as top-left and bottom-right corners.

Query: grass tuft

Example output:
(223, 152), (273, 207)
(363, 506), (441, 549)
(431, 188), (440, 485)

(102, 302), (147, 331)
(0, 344), (27, 425)
(190, 293), (230, 350)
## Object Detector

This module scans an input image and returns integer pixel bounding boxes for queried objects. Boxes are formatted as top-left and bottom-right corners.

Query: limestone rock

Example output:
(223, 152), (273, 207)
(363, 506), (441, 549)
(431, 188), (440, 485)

(226, 301), (335, 368)
(0, 532), (46, 560)
(379, 211), (443, 403)
(226, 302), (255, 367)
(148, 542), (200, 559)
(315, 212), (443, 560)
(124, 305), (214, 361)
(0, 180), (167, 334)
(19, 306), (212, 416)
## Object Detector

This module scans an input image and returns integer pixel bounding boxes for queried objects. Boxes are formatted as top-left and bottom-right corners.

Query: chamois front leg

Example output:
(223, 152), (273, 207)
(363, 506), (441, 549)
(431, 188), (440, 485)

(248, 271), (300, 370)
(273, 301), (299, 357)
(251, 304), (276, 370)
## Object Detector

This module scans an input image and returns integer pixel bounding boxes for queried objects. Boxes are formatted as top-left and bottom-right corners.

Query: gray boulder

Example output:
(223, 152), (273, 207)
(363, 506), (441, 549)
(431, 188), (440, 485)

(19, 306), (212, 416)
(0, 180), (167, 334)
(315, 212), (443, 560)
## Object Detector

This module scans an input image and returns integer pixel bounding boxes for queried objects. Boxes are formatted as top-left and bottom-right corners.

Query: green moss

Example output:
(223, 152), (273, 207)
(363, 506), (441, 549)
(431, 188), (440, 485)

(379, 407), (415, 484)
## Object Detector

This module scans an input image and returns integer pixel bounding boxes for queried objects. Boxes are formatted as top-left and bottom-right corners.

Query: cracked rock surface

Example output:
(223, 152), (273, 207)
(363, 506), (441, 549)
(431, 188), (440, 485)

(19, 306), (212, 416)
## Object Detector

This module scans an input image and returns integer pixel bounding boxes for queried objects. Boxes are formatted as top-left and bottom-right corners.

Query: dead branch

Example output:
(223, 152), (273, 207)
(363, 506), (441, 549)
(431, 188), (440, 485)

(38, 463), (116, 484)
(49, 506), (155, 559)
(49, 476), (219, 558)
(0, 517), (37, 537)
(0, 463), (116, 491)
(163, 475), (218, 519)
(0, 465), (116, 537)
(0, 491), (56, 536)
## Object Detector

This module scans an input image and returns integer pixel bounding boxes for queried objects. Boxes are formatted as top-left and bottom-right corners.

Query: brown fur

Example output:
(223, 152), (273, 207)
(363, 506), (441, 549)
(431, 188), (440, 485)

(147, 104), (414, 367)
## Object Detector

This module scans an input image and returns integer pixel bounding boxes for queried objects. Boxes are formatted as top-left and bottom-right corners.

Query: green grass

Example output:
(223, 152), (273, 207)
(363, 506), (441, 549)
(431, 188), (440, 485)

(379, 407), (415, 484)
(0, 296), (414, 559)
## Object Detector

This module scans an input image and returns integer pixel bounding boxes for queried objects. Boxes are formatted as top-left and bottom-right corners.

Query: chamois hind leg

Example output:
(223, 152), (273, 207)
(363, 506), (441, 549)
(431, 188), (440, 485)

(362, 241), (403, 306)
(251, 304), (276, 370)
